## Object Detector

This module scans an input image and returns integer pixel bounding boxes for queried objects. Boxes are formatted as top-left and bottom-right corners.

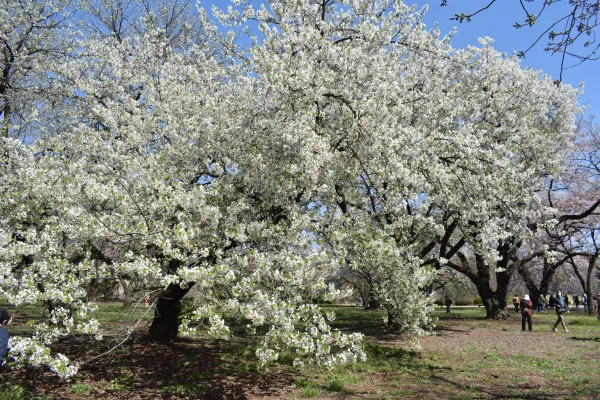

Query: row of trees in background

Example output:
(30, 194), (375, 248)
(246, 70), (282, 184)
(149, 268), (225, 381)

(0, 0), (592, 376)
(359, 115), (600, 317)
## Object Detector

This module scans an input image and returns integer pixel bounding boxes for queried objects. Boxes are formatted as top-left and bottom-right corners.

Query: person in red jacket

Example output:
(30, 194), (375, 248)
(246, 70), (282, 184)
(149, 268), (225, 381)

(520, 294), (533, 332)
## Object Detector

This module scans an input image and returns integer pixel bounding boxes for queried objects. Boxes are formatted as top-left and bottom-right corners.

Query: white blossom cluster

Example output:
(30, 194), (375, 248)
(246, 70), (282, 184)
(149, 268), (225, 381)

(8, 337), (78, 378)
(0, 0), (579, 375)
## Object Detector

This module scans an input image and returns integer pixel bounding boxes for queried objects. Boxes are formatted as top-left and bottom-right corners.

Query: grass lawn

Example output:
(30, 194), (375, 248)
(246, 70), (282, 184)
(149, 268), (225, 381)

(0, 303), (599, 399)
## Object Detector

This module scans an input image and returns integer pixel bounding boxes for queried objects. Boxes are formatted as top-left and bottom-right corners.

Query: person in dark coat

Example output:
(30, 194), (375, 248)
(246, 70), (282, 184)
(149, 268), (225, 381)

(0, 308), (10, 366)
(521, 295), (533, 332)
(549, 291), (569, 333)
(445, 296), (452, 313)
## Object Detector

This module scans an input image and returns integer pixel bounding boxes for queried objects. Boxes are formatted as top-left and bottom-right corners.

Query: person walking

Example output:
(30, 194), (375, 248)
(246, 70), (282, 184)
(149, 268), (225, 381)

(550, 291), (569, 333)
(564, 293), (570, 312)
(582, 294), (589, 315)
(445, 296), (452, 314)
(521, 294), (533, 332)
(512, 294), (520, 313)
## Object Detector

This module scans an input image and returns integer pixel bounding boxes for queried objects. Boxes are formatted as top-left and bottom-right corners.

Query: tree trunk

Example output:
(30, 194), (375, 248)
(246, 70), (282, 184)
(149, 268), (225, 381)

(478, 291), (510, 319)
(1, 100), (10, 139)
(345, 271), (379, 309)
(571, 253), (598, 315)
(364, 298), (380, 310)
(476, 282), (497, 319)
(528, 286), (542, 309)
(148, 283), (194, 341)
(493, 270), (511, 317)
(473, 257), (511, 319)
(584, 255), (596, 314)
(473, 256), (497, 319)
(386, 307), (398, 329)
(119, 275), (133, 308)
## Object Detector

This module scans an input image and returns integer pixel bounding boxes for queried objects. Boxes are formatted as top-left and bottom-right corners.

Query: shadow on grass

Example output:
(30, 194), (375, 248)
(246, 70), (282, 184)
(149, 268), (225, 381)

(1, 333), (296, 399)
(433, 325), (471, 335)
(569, 336), (600, 342)
(438, 313), (490, 321)
(365, 341), (419, 360)
(429, 374), (565, 400)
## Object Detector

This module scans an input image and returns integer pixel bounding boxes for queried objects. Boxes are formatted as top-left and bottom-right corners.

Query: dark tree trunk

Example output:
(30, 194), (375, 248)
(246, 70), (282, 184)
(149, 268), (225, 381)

(570, 252), (598, 315)
(476, 282), (497, 319)
(474, 255), (496, 319)
(477, 289), (510, 319)
(346, 271), (379, 310)
(494, 270), (511, 317)
(148, 283), (194, 341)
(386, 307), (398, 329)
(538, 261), (555, 299)
(364, 298), (380, 310)
(529, 286), (542, 309)
(473, 255), (511, 319)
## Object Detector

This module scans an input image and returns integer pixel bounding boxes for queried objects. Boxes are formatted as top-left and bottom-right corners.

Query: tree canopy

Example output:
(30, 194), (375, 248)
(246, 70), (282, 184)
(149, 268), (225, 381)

(0, 0), (580, 376)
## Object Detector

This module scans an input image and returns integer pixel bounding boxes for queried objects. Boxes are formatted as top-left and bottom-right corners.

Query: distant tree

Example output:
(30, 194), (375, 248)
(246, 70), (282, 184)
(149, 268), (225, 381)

(430, 268), (475, 301)
(0, 0), (74, 140)
(439, 0), (600, 79)
(516, 116), (600, 306)
(548, 117), (600, 302)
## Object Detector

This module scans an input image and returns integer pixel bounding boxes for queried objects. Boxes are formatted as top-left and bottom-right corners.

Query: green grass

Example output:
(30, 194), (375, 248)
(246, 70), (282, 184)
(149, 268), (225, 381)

(160, 383), (202, 396)
(321, 305), (386, 330)
(433, 306), (488, 319)
(0, 299), (153, 337)
(325, 374), (346, 391)
(0, 385), (30, 400)
(388, 388), (413, 395)
(278, 307), (598, 399)
(69, 383), (95, 395)
(568, 316), (600, 325)
(2, 302), (600, 399)
(102, 373), (134, 393)
(294, 378), (321, 397)
(95, 302), (151, 323)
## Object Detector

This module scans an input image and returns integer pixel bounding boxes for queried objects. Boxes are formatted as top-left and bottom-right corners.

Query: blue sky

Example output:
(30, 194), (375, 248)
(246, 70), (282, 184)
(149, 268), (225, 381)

(411, 1), (599, 118)
(209, 0), (598, 117)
